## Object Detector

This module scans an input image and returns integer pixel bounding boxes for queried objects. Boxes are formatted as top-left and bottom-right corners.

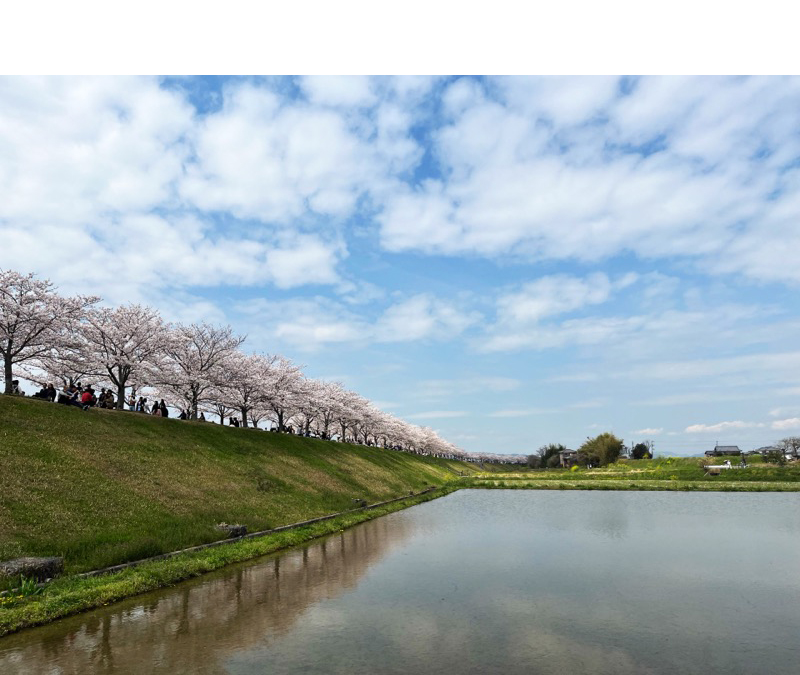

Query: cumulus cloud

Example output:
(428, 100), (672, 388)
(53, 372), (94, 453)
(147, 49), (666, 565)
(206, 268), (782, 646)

(377, 76), (800, 284)
(180, 83), (376, 222)
(0, 77), (358, 314)
(685, 421), (765, 433)
(481, 272), (643, 352)
(300, 75), (377, 108)
(632, 427), (664, 435)
(496, 273), (615, 325)
(234, 293), (478, 352)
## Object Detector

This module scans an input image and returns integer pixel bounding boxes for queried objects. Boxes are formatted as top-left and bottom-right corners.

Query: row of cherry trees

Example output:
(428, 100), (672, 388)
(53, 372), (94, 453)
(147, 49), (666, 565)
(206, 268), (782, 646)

(1, 269), (523, 464)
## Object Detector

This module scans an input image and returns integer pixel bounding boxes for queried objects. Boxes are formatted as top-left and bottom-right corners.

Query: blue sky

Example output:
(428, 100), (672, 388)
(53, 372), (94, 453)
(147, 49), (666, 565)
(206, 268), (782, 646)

(2, 75), (799, 456)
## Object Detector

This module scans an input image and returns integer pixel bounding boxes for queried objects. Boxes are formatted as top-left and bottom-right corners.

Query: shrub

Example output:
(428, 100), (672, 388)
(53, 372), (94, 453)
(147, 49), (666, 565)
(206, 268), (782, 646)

(578, 432), (624, 467)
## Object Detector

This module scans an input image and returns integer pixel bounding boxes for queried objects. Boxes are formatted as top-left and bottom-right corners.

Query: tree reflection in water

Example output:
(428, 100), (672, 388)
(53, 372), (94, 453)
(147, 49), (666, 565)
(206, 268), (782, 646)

(0, 515), (412, 674)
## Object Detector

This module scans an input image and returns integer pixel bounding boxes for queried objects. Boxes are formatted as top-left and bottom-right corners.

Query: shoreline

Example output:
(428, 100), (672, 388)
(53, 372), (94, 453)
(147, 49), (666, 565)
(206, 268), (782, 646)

(0, 486), (458, 637)
(3, 477), (799, 636)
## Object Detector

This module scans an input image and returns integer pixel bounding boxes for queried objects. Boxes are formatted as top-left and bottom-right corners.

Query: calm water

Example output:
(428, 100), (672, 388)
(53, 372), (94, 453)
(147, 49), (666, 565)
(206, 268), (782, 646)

(2, 490), (799, 674)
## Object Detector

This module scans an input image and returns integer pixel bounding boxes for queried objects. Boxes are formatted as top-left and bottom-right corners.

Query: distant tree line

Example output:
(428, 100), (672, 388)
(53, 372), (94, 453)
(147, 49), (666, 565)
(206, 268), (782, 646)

(528, 433), (655, 468)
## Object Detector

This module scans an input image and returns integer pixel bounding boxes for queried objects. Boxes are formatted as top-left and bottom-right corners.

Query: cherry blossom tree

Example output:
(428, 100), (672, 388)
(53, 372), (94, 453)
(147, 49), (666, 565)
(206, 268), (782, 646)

(201, 384), (237, 424)
(157, 323), (245, 419)
(0, 269), (98, 394)
(80, 304), (168, 408)
(1, 268), (500, 462)
(222, 352), (276, 428)
(307, 380), (346, 439)
(331, 388), (368, 443)
(262, 355), (304, 432)
(294, 378), (330, 437)
(23, 315), (93, 392)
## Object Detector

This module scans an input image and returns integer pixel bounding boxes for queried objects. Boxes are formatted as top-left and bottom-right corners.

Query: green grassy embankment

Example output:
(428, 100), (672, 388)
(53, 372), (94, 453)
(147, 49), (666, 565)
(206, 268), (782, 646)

(0, 487), (456, 636)
(0, 395), (478, 577)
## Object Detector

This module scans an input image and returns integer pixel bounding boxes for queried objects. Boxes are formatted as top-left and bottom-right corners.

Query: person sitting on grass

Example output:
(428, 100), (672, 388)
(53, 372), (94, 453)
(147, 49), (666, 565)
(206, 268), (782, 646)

(103, 388), (114, 408)
(62, 384), (82, 409)
(32, 384), (51, 400)
(80, 386), (95, 410)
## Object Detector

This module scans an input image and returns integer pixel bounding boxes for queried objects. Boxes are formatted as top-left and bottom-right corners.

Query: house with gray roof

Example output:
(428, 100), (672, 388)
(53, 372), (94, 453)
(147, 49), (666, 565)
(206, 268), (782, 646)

(704, 444), (741, 457)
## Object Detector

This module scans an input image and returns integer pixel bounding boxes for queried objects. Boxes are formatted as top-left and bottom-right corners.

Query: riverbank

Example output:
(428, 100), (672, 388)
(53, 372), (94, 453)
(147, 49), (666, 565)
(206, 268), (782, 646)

(0, 486), (458, 636)
(4, 394), (799, 635)
(468, 454), (800, 489)
(1, 395), (478, 577)
(465, 478), (800, 491)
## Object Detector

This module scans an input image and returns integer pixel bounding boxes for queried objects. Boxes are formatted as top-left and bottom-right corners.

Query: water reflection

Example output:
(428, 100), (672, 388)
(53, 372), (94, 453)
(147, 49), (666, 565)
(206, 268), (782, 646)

(2, 491), (799, 675)
(0, 516), (412, 674)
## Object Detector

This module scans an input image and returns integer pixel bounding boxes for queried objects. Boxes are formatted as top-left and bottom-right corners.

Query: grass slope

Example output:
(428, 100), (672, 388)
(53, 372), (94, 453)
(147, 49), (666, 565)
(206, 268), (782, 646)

(0, 395), (477, 574)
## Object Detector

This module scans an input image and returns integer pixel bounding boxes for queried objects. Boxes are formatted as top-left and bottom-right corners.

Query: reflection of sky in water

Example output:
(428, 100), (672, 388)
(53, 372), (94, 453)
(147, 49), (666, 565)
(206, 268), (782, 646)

(2, 491), (799, 674)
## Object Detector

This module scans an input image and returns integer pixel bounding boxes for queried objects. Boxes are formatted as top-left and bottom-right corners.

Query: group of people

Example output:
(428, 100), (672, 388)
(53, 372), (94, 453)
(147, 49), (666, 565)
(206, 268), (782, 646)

(20, 380), (219, 422)
(30, 381), (117, 410)
(128, 396), (172, 418)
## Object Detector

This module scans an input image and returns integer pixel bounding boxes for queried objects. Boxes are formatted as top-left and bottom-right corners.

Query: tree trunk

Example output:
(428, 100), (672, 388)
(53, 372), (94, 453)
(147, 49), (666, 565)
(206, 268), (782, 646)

(3, 352), (12, 394)
(241, 407), (249, 428)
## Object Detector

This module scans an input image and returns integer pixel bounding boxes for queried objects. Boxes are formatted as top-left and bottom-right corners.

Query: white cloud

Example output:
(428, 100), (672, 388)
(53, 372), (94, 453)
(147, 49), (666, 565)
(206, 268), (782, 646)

(632, 427), (664, 435)
(406, 410), (467, 420)
(771, 418), (800, 430)
(234, 293), (478, 352)
(499, 75), (620, 126)
(496, 273), (614, 324)
(0, 77), (192, 226)
(264, 235), (342, 288)
(418, 377), (521, 399)
(769, 407), (800, 418)
(636, 351), (800, 385)
(300, 75), (376, 108)
(481, 272), (643, 352)
(488, 408), (556, 418)
(685, 421), (765, 433)
(376, 76), (800, 284)
(374, 294), (480, 343)
(181, 84), (376, 222)
(234, 297), (366, 352)
(0, 77), (355, 312)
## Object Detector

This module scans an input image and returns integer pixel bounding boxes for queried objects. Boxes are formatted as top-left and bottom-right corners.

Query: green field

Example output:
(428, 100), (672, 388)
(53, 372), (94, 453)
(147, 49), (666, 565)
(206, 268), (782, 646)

(470, 454), (800, 488)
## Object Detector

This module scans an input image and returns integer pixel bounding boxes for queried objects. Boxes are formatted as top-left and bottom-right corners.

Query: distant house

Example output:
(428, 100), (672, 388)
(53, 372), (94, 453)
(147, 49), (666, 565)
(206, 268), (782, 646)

(705, 444), (741, 457)
(752, 446), (779, 455)
(559, 449), (578, 468)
